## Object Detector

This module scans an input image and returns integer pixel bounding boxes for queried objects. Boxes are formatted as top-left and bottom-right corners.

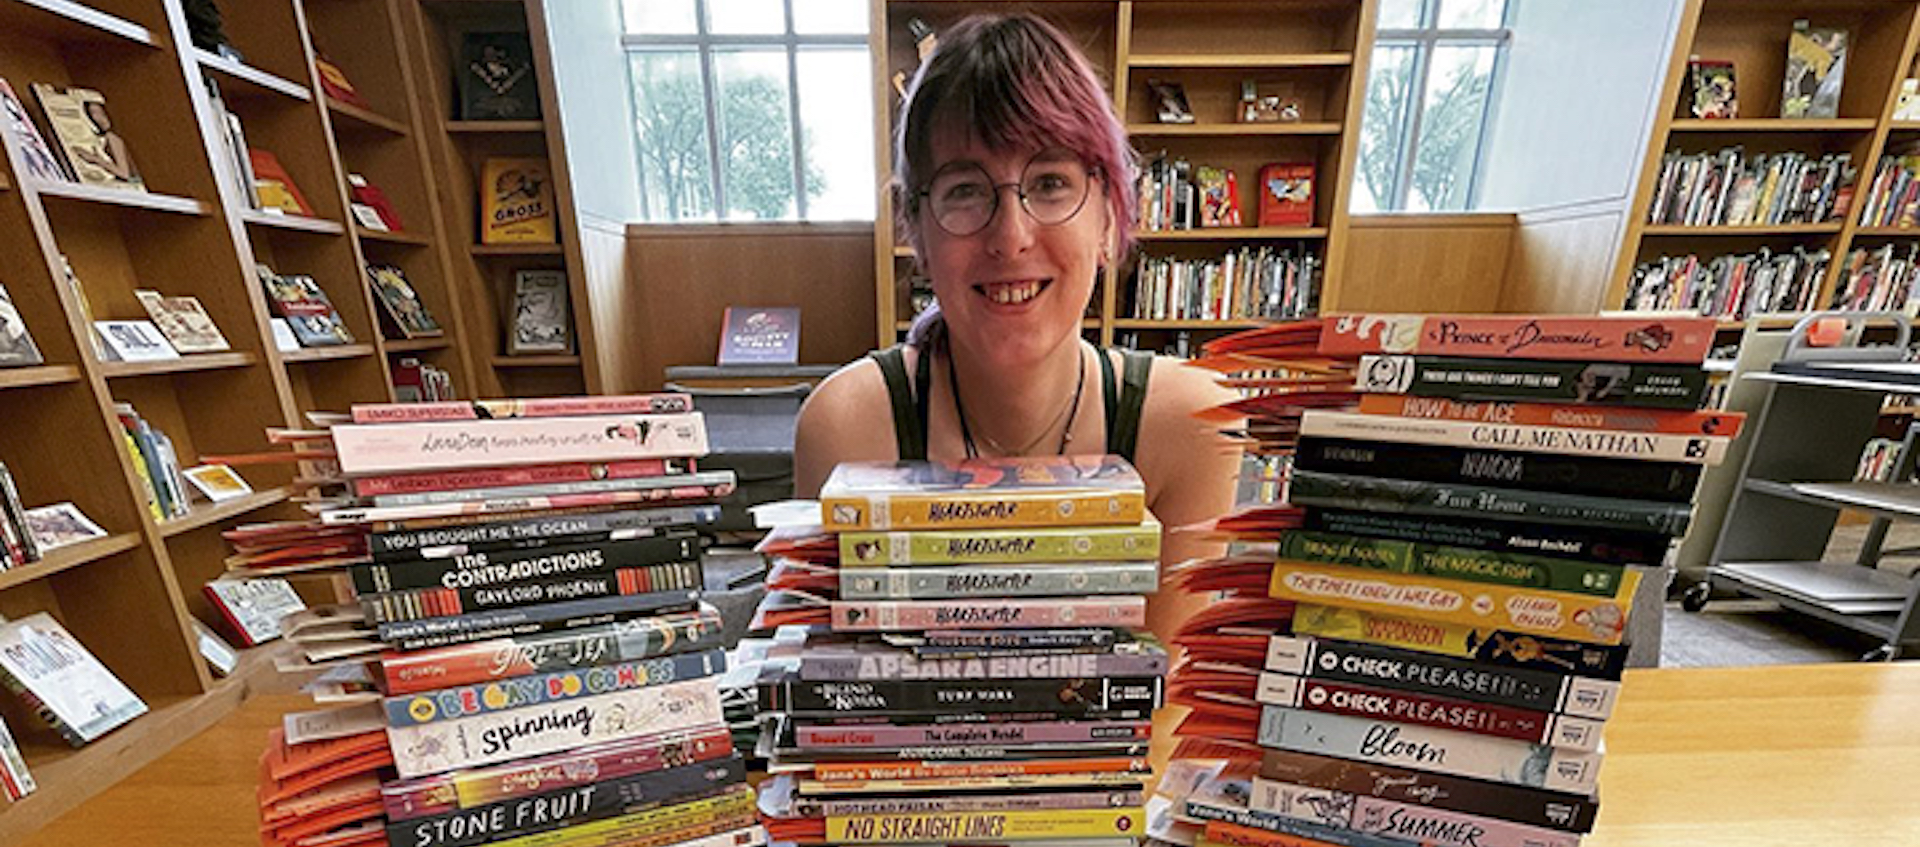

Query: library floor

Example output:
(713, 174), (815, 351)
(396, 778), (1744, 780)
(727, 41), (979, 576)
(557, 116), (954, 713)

(21, 663), (1920, 846)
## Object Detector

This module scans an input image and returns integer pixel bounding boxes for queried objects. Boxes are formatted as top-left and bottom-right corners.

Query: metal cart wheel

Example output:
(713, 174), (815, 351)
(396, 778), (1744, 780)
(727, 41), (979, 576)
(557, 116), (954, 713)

(1680, 581), (1713, 613)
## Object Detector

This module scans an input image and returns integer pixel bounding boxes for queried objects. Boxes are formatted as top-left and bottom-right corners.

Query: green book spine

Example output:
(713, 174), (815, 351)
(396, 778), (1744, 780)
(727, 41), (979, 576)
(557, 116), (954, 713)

(838, 522), (1161, 566)
(1278, 530), (1631, 599)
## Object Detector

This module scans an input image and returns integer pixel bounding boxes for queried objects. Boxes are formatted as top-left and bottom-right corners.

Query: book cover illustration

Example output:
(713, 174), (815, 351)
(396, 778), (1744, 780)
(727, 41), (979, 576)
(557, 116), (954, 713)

(1147, 79), (1194, 124)
(480, 158), (555, 244)
(1258, 162), (1314, 227)
(0, 78), (66, 182)
(1688, 58), (1737, 119)
(258, 264), (354, 347)
(0, 613), (148, 745)
(21, 503), (107, 550)
(1782, 21), (1846, 119)
(509, 270), (571, 354)
(366, 264), (442, 339)
(94, 320), (181, 362)
(819, 455), (1148, 531)
(249, 149), (316, 217)
(135, 290), (231, 354)
(719, 306), (799, 366)
(205, 578), (307, 646)
(348, 173), (403, 232)
(29, 84), (143, 191)
(459, 31), (540, 120)
(0, 283), (44, 367)
(1196, 166), (1242, 228)
(183, 464), (253, 502)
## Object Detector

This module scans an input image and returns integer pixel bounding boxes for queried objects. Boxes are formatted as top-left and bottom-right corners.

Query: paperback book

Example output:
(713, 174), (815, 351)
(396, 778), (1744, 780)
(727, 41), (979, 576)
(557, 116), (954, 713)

(0, 613), (147, 745)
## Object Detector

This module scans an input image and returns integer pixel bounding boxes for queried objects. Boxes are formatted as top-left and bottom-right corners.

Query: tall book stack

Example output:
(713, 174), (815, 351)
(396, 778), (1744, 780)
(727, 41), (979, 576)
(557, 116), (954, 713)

(1149, 315), (1744, 847)
(750, 455), (1164, 847)
(220, 396), (763, 847)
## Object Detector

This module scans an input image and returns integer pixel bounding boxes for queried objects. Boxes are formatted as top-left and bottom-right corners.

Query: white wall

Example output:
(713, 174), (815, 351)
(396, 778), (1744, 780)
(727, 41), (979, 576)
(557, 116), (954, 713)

(543, 0), (642, 223)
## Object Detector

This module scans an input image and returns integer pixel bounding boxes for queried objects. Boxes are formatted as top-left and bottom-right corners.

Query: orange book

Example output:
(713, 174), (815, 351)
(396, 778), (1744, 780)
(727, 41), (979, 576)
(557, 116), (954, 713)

(1355, 393), (1746, 437)
(250, 150), (316, 217)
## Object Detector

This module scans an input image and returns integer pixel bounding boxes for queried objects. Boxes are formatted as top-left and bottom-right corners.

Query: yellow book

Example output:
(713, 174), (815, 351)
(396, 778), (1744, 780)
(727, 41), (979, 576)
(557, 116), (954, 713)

(120, 431), (162, 523)
(1268, 559), (1639, 645)
(480, 157), (556, 244)
(819, 455), (1146, 532)
(828, 807), (1144, 843)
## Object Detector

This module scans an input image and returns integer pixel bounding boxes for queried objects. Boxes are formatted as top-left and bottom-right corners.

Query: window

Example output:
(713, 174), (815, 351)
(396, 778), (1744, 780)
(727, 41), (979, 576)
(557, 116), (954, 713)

(622, 0), (874, 221)
(1353, 0), (1510, 212)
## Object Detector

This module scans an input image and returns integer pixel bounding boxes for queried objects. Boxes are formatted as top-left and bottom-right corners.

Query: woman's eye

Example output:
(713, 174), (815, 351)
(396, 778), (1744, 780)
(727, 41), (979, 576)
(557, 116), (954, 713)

(944, 183), (990, 201)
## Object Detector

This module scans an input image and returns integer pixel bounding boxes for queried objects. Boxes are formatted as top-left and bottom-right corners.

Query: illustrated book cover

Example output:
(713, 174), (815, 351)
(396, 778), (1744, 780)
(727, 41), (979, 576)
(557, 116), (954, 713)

(480, 158), (555, 244)
(366, 264), (442, 339)
(458, 32), (540, 120)
(135, 290), (231, 353)
(719, 306), (799, 366)
(29, 83), (144, 191)
(258, 264), (354, 347)
(510, 270), (571, 353)
(0, 613), (148, 745)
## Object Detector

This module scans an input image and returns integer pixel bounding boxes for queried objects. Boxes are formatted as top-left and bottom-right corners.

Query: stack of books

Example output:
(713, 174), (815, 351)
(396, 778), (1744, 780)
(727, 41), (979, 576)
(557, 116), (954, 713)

(1152, 314), (1743, 847)
(221, 396), (762, 847)
(259, 728), (393, 847)
(1624, 247), (1830, 317)
(751, 455), (1165, 847)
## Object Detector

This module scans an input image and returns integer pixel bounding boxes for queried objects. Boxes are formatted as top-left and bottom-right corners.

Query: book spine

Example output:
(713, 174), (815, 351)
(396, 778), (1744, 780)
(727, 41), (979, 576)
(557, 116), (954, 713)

(1268, 559), (1640, 646)
(1254, 672), (1602, 751)
(821, 491), (1148, 531)
(1355, 355), (1708, 409)
(798, 648), (1167, 681)
(1264, 634), (1619, 719)
(837, 524), (1162, 566)
(388, 610), (632, 652)
(384, 648), (725, 727)
(811, 756), (1149, 782)
(828, 596), (1147, 631)
(354, 534), (698, 593)
(1278, 531), (1633, 600)
(1248, 777), (1582, 847)
(330, 413), (710, 475)
(382, 608), (723, 695)
(325, 475), (734, 525)
(1290, 603), (1629, 681)
(918, 628), (1120, 650)
(777, 741), (1150, 765)
(382, 725), (736, 820)
(797, 771), (1145, 796)
(1319, 314), (1717, 362)
(837, 562), (1159, 600)
(370, 506), (717, 555)
(449, 786), (755, 847)
(0, 663), (81, 747)
(375, 591), (698, 645)
(371, 472), (719, 507)
(762, 676), (1163, 715)
(1260, 749), (1597, 834)
(350, 394), (695, 423)
(826, 807), (1144, 843)
(795, 720), (1151, 748)
(793, 789), (1144, 817)
(362, 563), (703, 624)
(1303, 508), (1671, 567)
(386, 756), (746, 847)
(1300, 410), (1727, 465)
(1295, 436), (1702, 503)
(0, 464), (36, 564)
(0, 713), (34, 800)
(1287, 469), (1693, 535)
(354, 459), (683, 497)
(1183, 800), (1414, 847)
(1257, 706), (1601, 794)
(387, 677), (725, 778)
(1354, 394), (1744, 437)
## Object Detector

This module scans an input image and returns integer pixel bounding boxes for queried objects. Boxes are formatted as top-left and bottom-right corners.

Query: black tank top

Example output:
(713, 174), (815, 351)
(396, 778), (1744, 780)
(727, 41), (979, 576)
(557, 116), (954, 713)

(868, 344), (1153, 462)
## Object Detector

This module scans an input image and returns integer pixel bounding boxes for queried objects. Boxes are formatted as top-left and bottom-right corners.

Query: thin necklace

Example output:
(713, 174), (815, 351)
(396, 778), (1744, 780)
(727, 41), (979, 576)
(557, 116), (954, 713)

(948, 344), (1087, 459)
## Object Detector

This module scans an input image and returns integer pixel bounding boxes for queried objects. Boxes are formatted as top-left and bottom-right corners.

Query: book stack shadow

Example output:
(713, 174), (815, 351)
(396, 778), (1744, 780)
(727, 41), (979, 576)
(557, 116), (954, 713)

(230, 395), (764, 847)
(1149, 315), (1742, 847)
(748, 455), (1167, 847)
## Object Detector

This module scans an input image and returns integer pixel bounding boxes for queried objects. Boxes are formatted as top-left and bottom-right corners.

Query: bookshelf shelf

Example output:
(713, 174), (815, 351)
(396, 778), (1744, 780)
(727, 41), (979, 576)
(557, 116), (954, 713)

(157, 487), (289, 539)
(325, 98), (409, 135)
(354, 226), (431, 246)
(445, 119), (544, 133)
(281, 343), (377, 363)
(1136, 227), (1331, 241)
(0, 0), (159, 48)
(196, 50), (314, 103)
(471, 243), (563, 256)
(493, 355), (582, 368)
(1113, 319), (1268, 329)
(1641, 223), (1845, 236)
(98, 352), (258, 380)
(1667, 118), (1878, 132)
(0, 364), (84, 390)
(1853, 228), (1920, 237)
(892, 245), (914, 257)
(1127, 121), (1344, 137)
(29, 180), (213, 216)
(240, 210), (347, 236)
(384, 337), (451, 352)
(0, 533), (141, 594)
(1892, 121), (1920, 131)
(1126, 52), (1353, 69)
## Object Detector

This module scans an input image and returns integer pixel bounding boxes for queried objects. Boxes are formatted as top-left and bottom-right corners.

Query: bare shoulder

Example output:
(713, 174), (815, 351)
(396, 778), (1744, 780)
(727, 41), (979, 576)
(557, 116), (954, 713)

(1133, 354), (1240, 525)
(794, 355), (902, 497)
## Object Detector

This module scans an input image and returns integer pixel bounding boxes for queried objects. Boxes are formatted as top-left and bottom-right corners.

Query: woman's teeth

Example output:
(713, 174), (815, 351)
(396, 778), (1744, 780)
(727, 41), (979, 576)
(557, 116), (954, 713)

(983, 280), (1044, 304)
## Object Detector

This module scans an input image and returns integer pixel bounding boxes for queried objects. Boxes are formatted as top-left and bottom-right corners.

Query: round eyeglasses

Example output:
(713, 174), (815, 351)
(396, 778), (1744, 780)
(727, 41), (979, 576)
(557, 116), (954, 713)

(917, 150), (1097, 237)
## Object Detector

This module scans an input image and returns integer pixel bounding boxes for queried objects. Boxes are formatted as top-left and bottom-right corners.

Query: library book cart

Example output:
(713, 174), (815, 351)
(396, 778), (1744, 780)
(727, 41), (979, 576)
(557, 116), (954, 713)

(1691, 312), (1920, 661)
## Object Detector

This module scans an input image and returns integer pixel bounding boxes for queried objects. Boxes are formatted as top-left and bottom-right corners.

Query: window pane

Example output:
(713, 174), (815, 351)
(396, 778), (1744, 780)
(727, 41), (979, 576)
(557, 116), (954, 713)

(631, 51), (715, 221)
(1355, 43), (1418, 212)
(708, 0), (786, 34)
(1408, 44), (1496, 211)
(713, 49), (797, 220)
(1376, 0), (1424, 29)
(796, 48), (876, 220)
(794, 0), (868, 35)
(623, 0), (697, 35)
(1437, 0), (1505, 29)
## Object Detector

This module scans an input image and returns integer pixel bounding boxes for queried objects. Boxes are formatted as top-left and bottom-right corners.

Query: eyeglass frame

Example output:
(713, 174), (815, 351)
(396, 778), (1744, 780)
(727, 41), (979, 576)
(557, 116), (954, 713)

(911, 150), (1107, 238)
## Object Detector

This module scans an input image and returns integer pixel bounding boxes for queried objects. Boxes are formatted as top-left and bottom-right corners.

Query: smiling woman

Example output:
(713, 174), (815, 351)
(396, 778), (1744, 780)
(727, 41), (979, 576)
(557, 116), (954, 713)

(793, 13), (1242, 639)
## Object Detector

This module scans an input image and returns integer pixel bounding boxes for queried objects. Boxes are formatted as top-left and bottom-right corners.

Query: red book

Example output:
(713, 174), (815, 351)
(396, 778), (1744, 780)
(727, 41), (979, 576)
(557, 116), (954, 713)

(250, 149), (316, 217)
(1257, 162), (1314, 227)
(348, 394), (693, 424)
(1318, 313), (1719, 363)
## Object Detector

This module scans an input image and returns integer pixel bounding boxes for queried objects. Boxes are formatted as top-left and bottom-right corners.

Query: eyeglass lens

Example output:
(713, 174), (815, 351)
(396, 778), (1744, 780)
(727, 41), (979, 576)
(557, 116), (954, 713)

(925, 149), (1092, 236)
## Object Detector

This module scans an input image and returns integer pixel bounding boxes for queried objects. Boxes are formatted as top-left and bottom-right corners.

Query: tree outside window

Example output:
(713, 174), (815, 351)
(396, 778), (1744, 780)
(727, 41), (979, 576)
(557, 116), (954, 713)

(1355, 0), (1509, 212)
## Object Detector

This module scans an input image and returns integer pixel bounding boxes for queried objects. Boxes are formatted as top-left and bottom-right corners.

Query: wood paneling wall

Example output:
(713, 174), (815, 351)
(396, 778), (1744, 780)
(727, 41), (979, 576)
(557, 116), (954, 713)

(1338, 214), (1517, 313)
(1499, 200), (1630, 314)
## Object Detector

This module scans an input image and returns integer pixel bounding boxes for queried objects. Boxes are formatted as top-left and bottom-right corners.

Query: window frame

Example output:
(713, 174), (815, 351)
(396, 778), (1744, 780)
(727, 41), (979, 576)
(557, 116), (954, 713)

(1367, 0), (1513, 211)
(621, 0), (869, 221)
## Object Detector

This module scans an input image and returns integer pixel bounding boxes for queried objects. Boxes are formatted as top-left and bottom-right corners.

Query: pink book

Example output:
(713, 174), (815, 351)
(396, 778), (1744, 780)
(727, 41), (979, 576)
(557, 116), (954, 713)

(351, 459), (687, 497)
(1319, 314), (1717, 363)
(349, 394), (693, 424)
(829, 597), (1147, 631)
(329, 413), (709, 475)
(319, 473), (734, 525)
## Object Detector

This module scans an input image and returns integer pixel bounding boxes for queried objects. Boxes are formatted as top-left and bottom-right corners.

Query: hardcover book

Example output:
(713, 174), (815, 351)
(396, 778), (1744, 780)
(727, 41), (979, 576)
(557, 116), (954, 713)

(249, 149), (316, 216)
(1782, 20), (1846, 119)
(347, 173), (403, 232)
(21, 503), (107, 550)
(1320, 314), (1718, 363)
(328, 412), (709, 475)
(0, 283), (44, 367)
(818, 455), (1147, 531)
(718, 306), (799, 366)
(1258, 162), (1314, 227)
(135, 290), (231, 353)
(29, 84), (144, 191)
(0, 78), (66, 183)
(481, 158), (555, 244)
(458, 31), (540, 120)
(258, 264), (354, 347)
(366, 264), (442, 339)
(0, 613), (147, 745)
(509, 270), (571, 353)
(1687, 58), (1737, 119)
(205, 578), (308, 646)
(94, 320), (181, 362)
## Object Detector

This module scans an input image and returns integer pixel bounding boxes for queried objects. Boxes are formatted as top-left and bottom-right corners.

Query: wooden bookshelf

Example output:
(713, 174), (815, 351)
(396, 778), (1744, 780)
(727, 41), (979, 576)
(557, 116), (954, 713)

(870, 0), (1375, 349)
(444, 119), (543, 133)
(0, 365), (84, 390)
(28, 180), (212, 216)
(1607, 0), (1920, 336)
(156, 488), (289, 539)
(324, 98), (409, 136)
(97, 353), (259, 380)
(280, 343), (377, 363)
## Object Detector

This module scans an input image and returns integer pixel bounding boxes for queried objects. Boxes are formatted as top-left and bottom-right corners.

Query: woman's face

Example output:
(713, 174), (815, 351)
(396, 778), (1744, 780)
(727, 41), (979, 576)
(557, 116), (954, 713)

(918, 130), (1109, 369)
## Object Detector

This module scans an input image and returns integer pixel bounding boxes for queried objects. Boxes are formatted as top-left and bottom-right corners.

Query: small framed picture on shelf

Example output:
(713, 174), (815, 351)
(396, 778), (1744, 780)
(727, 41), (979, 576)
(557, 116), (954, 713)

(184, 464), (253, 503)
(21, 502), (108, 550)
(459, 31), (540, 120)
(509, 270), (572, 354)
(1146, 79), (1194, 124)
(93, 320), (180, 362)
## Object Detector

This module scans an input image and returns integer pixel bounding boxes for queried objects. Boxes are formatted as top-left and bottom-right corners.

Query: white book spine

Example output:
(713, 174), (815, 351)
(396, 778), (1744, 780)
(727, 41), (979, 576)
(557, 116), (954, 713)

(330, 413), (709, 475)
(1257, 705), (1601, 795)
(1299, 410), (1728, 465)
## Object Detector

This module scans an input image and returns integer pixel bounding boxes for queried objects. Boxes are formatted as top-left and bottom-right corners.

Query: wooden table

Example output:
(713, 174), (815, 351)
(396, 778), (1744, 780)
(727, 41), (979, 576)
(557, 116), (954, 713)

(20, 665), (1920, 846)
